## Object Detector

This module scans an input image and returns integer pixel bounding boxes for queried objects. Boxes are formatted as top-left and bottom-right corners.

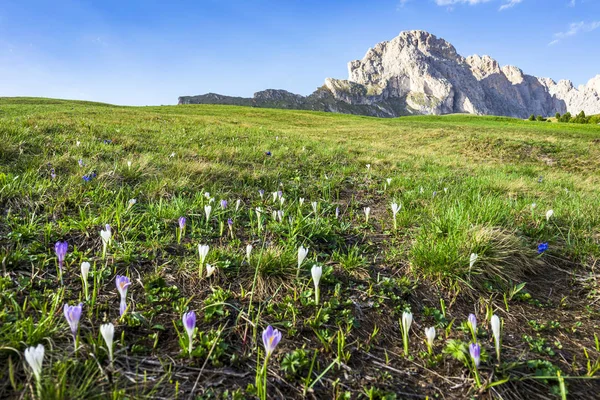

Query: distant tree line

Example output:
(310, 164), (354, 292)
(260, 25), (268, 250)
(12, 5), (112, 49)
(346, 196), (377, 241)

(528, 111), (600, 124)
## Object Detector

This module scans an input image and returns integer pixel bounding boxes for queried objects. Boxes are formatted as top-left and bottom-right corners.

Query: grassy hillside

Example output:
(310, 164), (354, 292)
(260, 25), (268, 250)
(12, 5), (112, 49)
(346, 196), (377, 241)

(1, 97), (599, 399)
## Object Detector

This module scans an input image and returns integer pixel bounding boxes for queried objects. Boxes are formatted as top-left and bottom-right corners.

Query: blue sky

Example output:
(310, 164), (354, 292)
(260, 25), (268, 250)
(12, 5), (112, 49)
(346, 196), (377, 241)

(0, 0), (598, 105)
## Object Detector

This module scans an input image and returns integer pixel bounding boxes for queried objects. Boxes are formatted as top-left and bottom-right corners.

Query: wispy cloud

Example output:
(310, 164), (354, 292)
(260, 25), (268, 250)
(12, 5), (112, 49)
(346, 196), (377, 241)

(499, 0), (523, 11)
(434, 0), (523, 11)
(549, 20), (600, 45)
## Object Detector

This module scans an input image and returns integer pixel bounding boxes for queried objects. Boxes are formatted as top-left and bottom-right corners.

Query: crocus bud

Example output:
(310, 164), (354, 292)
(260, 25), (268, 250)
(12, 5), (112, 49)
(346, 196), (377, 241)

(204, 205), (212, 221)
(24, 344), (44, 382)
(246, 244), (253, 262)
(100, 323), (115, 361)
(425, 327), (436, 348)
(298, 246), (309, 270)
(546, 209), (554, 221)
(81, 262), (90, 281)
(198, 244), (209, 264)
(469, 343), (481, 368)
(469, 253), (478, 268)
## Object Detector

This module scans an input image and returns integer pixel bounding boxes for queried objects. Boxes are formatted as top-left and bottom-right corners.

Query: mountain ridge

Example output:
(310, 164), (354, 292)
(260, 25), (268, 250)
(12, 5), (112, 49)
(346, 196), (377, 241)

(179, 30), (600, 118)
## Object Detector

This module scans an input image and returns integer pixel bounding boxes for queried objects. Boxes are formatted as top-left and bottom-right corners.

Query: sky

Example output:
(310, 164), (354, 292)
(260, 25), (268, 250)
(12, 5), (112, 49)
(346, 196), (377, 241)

(0, 0), (598, 106)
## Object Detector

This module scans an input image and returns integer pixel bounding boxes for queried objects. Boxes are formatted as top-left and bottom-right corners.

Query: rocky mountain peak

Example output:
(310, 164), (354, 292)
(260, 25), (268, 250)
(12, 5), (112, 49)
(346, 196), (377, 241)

(179, 30), (600, 118)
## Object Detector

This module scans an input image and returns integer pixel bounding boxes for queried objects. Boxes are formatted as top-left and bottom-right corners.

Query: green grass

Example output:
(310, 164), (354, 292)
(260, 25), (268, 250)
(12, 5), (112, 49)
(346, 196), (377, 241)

(1, 97), (600, 399)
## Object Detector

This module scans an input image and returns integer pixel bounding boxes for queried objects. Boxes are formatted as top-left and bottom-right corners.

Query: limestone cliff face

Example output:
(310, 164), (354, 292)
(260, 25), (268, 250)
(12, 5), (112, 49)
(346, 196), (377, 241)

(179, 30), (600, 118)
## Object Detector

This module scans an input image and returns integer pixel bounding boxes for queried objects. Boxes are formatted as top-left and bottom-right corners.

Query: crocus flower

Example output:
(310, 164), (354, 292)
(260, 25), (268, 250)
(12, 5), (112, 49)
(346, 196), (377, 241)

(198, 244), (209, 265)
(468, 314), (477, 339)
(204, 192), (211, 199)
(425, 327), (436, 353)
(364, 207), (371, 223)
(64, 303), (83, 339)
(259, 189), (264, 199)
(24, 344), (44, 388)
(299, 198), (305, 206)
(50, 169), (56, 179)
(546, 209), (554, 221)
(391, 203), (401, 229)
(127, 198), (136, 209)
(220, 199), (228, 209)
(277, 190), (283, 199)
(115, 275), (131, 316)
(469, 253), (478, 269)
(297, 246), (309, 276)
(246, 244), (253, 263)
(401, 311), (412, 355)
(366, 164), (371, 170)
(271, 192), (278, 202)
(311, 265), (322, 304)
(100, 323), (115, 362)
(531, 203), (537, 210)
(469, 343), (481, 368)
(235, 199), (242, 211)
(178, 216), (186, 230)
(538, 242), (549, 254)
(204, 205), (212, 221)
(206, 264), (216, 278)
(81, 261), (90, 299)
(100, 226), (111, 259)
(182, 311), (196, 355)
(335, 207), (339, 219)
(127, 160), (132, 169)
(311, 202), (318, 214)
(265, 151), (271, 156)
(55, 241), (68, 272)
(76, 140), (81, 146)
(386, 178), (392, 186)
(491, 314), (501, 362)
(227, 218), (233, 227)
(78, 159), (84, 167)
(279, 196), (285, 206)
(276, 210), (284, 222)
(262, 325), (282, 358)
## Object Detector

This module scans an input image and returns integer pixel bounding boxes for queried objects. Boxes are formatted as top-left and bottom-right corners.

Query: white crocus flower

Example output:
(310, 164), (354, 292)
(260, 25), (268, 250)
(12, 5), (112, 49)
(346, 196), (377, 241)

(391, 202), (401, 229)
(205, 264), (216, 278)
(299, 198), (305, 206)
(81, 261), (91, 299)
(386, 178), (392, 186)
(127, 160), (132, 169)
(469, 253), (478, 269)
(311, 265), (323, 304)
(311, 202), (318, 214)
(364, 207), (371, 223)
(246, 244), (253, 263)
(491, 314), (502, 362)
(204, 205), (212, 221)
(546, 209), (554, 221)
(297, 246), (309, 277)
(401, 311), (413, 355)
(198, 244), (209, 265)
(24, 344), (44, 383)
(425, 327), (436, 352)
(235, 199), (242, 211)
(100, 323), (115, 362)
(272, 192), (278, 202)
(100, 227), (112, 259)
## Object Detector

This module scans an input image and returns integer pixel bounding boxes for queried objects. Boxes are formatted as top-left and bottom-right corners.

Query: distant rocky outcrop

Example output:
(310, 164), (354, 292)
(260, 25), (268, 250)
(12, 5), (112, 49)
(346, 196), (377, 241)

(178, 30), (600, 118)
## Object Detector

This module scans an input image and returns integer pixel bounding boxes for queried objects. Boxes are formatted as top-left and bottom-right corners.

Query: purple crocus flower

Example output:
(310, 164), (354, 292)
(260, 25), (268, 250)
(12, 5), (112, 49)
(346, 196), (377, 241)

(182, 310), (196, 354)
(220, 199), (228, 209)
(55, 241), (68, 269)
(50, 169), (56, 180)
(469, 343), (481, 368)
(537, 242), (549, 254)
(64, 303), (83, 337)
(115, 275), (131, 316)
(258, 189), (264, 199)
(262, 325), (282, 358)
(227, 218), (233, 227)
(468, 314), (477, 333)
(277, 190), (282, 198)
(178, 217), (186, 229)
(78, 159), (84, 167)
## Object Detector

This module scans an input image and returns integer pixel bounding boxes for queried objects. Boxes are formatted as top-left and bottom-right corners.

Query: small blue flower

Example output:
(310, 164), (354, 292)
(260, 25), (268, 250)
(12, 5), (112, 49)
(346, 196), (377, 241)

(265, 151), (272, 156)
(227, 218), (233, 226)
(103, 139), (112, 145)
(537, 242), (549, 254)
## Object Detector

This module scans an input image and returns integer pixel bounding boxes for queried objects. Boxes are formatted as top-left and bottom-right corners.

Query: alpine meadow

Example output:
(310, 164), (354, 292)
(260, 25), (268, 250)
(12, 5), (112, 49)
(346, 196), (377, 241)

(1, 97), (600, 399)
